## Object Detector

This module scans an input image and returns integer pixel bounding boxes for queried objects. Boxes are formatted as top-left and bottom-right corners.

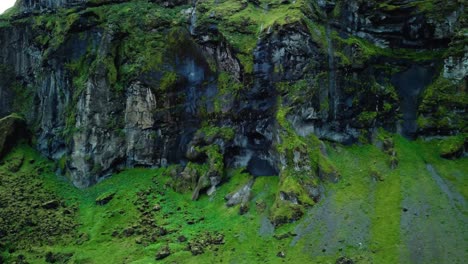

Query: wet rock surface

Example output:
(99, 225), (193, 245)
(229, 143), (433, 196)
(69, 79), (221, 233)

(0, 1), (466, 262)
(0, 0), (465, 189)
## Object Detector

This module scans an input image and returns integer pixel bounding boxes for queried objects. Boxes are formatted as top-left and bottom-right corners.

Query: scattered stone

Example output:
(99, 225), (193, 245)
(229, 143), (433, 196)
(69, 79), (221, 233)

(277, 251), (286, 258)
(189, 244), (204, 255)
(255, 200), (266, 213)
(211, 233), (225, 245)
(188, 232), (224, 255)
(16, 255), (28, 264)
(225, 180), (254, 207)
(75, 233), (89, 245)
(178, 235), (187, 242)
(123, 227), (135, 237)
(157, 227), (168, 236)
(383, 138), (394, 151)
(273, 232), (297, 240)
(6, 155), (24, 172)
(239, 203), (249, 215)
(370, 170), (384, 182)
(336, 256), (354, 264)
(95, 191), (116, 206)
(155, 246), (171, 260)
(41, 200), (60, 210)
(153, 204), (161, 211)
(45, 252), (73, 263)
(389, 151), (399, 169)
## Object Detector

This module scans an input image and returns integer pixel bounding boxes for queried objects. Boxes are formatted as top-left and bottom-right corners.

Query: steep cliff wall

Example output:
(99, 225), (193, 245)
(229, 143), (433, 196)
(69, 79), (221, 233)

(0, 1), (466, 217)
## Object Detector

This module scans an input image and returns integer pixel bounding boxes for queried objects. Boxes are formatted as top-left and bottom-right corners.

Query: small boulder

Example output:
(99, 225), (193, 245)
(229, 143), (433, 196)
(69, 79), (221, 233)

(189, 244), (204, 255)
(45, 252), (73, 263)
(42, 200), (60, 210)
(336, 256), (354, 264)
(439, 136), (466, 159)
(225, 180), (254, 207)
(123, 227), (135, 237)
(210, 233), (224, 245)
(153, 204), (161, 211)
(95, 191), (116, 205)
(155, 245), (171, 260)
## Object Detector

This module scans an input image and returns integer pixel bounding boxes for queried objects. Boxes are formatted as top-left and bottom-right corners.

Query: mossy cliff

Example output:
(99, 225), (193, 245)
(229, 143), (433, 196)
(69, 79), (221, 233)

(0, 0), (466, 263)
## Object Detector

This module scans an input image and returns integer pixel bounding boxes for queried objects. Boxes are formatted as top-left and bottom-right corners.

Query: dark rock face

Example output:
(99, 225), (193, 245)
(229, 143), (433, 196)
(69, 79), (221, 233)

(150, 0), (189, 8)
(0, 115), (28, 160)
(17, 0), (87, 12)
(0, 0), (465, 188)
(391, 64), (435, 138)
(338, 0), (461, 49)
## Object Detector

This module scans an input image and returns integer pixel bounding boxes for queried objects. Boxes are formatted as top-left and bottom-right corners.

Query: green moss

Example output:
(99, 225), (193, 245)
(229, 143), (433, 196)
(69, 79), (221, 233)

(272, 99), (338, 225)
(214, 72), (243, 113)
(334, 32), (445, 64)
(357, 111), (378, 126)
(196, 125), (235, 141)
(0, 145), (78, 254)
(33, 10), (80, 52)
(197, 0), (307, 72)
(279, 170), (315, 206)
(159, 71), (178, 91)
(270, 199), (304, 226)
(418, 75), (467, 133)
(201, 144), (224, 176)
(95, 191), (116, 205)
(58, 155), (68, 172)
(438, 134), (466, 158)
(2, 134), (467, 263)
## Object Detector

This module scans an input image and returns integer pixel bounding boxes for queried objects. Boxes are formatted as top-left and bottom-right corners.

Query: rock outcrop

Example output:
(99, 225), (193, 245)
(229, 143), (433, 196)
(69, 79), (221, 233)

(0, 0), (465, 196)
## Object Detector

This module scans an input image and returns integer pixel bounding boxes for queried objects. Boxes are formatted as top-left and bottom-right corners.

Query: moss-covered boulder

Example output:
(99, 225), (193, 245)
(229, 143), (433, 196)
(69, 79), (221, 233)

(438, 135), (467, 159)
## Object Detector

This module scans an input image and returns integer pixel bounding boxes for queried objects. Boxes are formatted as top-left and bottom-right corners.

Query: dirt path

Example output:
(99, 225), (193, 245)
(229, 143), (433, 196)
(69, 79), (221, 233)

(291, 185), (374, 258)
(399, 163), (467, 263)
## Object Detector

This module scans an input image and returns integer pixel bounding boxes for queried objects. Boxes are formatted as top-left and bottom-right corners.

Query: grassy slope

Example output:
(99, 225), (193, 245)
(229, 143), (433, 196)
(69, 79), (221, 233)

(1, 136), (467, 263)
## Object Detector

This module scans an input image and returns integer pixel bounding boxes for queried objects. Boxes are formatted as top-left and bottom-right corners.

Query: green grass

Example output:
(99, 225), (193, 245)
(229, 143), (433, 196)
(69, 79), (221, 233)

(0, 145), (300, 263)
(1, 132), (467, 264)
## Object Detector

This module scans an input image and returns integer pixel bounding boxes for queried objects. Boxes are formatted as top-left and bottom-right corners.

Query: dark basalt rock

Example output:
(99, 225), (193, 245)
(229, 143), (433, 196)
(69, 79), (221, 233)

(150, 0), (189, 8)
(41, 200), (60, 210)
(0, 115), (28, 160)
(0, 0), (465, 196)
(336, 256), (354, 264)
(45, 252), (73, 263)
(391, 64), (435, 138)
(155, 246), (171, 260)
